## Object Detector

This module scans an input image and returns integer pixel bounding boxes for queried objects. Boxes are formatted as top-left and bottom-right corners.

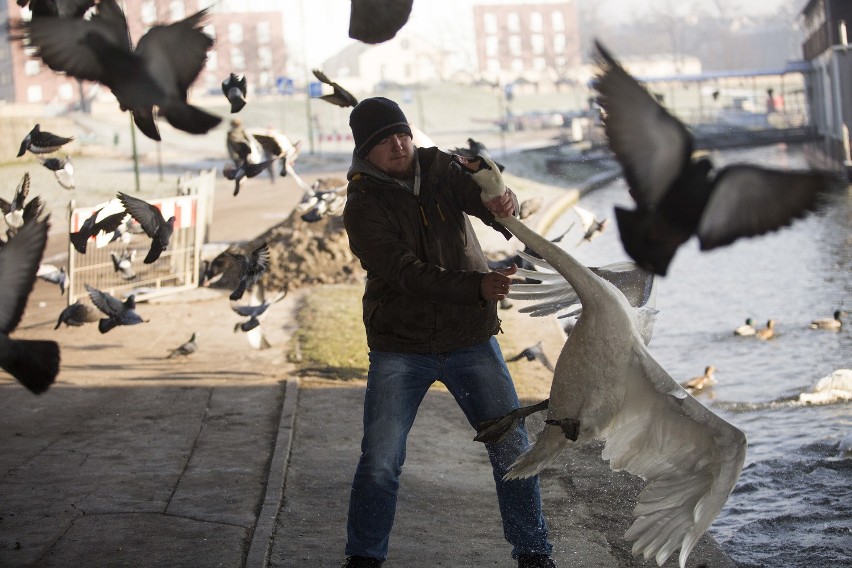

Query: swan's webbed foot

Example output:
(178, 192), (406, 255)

(545, 417), (580, 441)
(474, 399), (550, 444)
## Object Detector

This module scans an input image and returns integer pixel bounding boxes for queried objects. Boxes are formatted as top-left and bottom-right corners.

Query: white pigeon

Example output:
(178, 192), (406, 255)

(470, 154), (747, 568)
(572, 204), (607, 245)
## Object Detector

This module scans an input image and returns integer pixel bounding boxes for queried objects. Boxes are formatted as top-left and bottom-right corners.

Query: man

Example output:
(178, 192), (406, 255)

(341, 97), (556, 568)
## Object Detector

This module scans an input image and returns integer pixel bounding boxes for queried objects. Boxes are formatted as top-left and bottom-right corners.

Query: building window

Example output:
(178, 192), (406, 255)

(206, 50), (218, 70)
(486, 58), (500, 76)
(533, 57), (546, 71)
(229, 23), (243, 44)
(257, 46), (272, 69)
(230, 47), (245, 70)
(140, 0), (157, 25)
(531, 34), (544, 55)
(27, 85), (42, 102)
(169, 1), (185, 21)
(511, 59), (524, 73)
(509, 35), (522, 57)
(257, 22), (271, 43)
(485, 35), (499, 57)
(484, 13), (498, 34)
(507, 12), (520, 33)
(24, 59), (40, 76)
(530, 11), (543, 32)
(552, 10), (565, 32)
(553, 34), (565, 53)
(58, 83), (74, 100)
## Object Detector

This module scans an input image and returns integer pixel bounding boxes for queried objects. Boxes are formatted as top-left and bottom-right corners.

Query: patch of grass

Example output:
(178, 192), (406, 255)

(292, 284), (369, 380)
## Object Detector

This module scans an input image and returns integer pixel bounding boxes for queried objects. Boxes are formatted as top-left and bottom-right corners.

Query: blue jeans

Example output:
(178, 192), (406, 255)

(345, 337), (552, 560)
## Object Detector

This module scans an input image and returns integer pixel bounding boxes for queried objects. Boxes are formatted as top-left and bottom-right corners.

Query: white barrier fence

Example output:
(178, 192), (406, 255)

(66, 168), (216, 305)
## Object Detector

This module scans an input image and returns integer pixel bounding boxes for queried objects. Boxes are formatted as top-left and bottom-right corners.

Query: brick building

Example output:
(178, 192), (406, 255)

(472, 0), (581, 85)
(0, 0), (288, 105)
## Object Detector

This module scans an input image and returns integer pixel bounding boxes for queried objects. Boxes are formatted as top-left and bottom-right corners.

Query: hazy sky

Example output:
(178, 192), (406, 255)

(277, 0), (800, 70)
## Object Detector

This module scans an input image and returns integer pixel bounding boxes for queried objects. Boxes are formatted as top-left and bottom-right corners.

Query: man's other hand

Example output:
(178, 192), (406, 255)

(480, 264), (518, 301)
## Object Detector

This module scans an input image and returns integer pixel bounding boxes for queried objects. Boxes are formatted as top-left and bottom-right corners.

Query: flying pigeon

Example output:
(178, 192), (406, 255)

(70, 206), (127, 254)
(38, 155), (75, 189)
(470, 152), (746, 568)
(349, 0), (413, 44)
(110, 249), (137, 280)
(85, 284), (146, 333)
(167, 332), (197, 358)
(37, 263), (67, 294)
(312, 68), (359, 107)
(16, 0), (95, 18)
(17, 123), (73, 157)
(592, 40), (840, 275)
(222, 72), (247, 113)
(116, 192), (174, 263)
(252, 131), (302, 177)
(1, 173), (43, 238)
(572, 204), (607, 245)
(0, 217), (60, 394)
(228, 242), (270, 301)
(18, 0), (221, 142)
(506, 341), (555, 372)
(54, 300), (99, 329)
(223, 159), (275, 196)
(231, 289), (286, 349)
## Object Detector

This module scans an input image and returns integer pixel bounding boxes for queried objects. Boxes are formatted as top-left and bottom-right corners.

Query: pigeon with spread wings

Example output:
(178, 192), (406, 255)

(70, 206), (127, 254)
(469, 153), (747, 568)
(17, 0), (221, 141)
(17, 123), (73, 157)
(2, 173), (43, 238)
(229, 242), (270, 301)
(116, 192), (174, 264)
(85, 284), (146, 334)
(222, 72), (247, 113)
(0, 217), (60, 394)
(312, 68), (359, 107)
(39, 155), (75, 190)
(593, 40), (839, 276)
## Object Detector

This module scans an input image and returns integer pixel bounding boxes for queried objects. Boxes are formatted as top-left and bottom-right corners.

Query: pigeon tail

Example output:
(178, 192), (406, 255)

(503, 423), (570, 480)
(164, 103), (222, 135)
(0, 336), (59, 394)
(98, 318), (120, 334)
(133, 109), (161, 141)
(69, 231), (89, 254)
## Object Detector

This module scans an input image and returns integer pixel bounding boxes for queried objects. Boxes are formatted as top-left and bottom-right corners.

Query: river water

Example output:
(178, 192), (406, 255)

(528, 144), (851, 567)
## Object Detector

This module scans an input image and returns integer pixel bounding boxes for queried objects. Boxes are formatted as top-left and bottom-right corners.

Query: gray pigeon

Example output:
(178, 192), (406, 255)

(506, 340), (555, 372)
(0, 217), (60, 394)
(222, 73), (247, 113)
(110, 249), (137, 280)
(167, 332), (197, 358)
(54, 300), (99, 329)
(229, 242), (269, 300)
(593, 40), (840, 275)
(312, 68), (359, 107)
(85, 284), (146, 333)
(18, 0), (221, 142)
(37, 263), (67, 294)
(117, 192), (174, 263)
(38, 155), (75, 189)
(17, 123), (73, 156)
(2, 173), (44, 238)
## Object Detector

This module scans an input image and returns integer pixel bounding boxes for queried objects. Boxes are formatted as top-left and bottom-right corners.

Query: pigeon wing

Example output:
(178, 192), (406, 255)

(593, 40), (692, 208)
(572, 205), (596, 232)
(697, 165), (838, 250)
(0, 218), (49, 334)
(602, 346), (747, 568)
(117, 192), (165, 238)
(252, 133), (284, 157)
(85, 284), (124, 317)
(349, 0), (413, 44)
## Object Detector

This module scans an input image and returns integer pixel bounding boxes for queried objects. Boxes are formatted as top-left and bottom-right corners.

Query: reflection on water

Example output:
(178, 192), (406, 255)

(537, 144), (851, 567)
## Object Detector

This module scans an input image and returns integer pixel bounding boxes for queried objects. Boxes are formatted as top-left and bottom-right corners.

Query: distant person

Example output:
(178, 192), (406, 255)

(340, 97), (556, 568)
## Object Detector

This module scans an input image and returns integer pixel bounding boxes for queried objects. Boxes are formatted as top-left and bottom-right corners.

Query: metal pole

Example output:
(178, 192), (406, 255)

(129, 113), (141, 192)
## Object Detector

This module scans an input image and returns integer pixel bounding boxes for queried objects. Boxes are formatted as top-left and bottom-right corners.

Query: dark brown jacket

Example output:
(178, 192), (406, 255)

(344, 146), (513, 353)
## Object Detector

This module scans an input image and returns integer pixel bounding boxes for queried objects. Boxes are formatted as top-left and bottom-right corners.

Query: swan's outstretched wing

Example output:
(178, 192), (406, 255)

(602, 345), (747, 568)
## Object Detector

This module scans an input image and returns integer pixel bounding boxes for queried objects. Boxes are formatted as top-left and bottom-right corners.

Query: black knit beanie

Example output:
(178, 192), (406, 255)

(349, 97), (413, 158)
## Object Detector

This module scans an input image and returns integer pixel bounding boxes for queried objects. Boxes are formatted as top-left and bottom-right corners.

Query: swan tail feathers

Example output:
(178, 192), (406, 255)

(503, 424), (570, 480)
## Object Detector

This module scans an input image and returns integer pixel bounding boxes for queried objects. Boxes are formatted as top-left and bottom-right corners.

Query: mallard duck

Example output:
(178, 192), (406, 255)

(680, 366), (717, 393)
(755, 319), (776, 340)
(734, 318), (756, 336)
(470, 153), (747, 568)
(809, 310), (846, 331)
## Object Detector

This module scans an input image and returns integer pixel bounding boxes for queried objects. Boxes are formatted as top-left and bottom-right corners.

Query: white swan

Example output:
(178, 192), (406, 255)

(471, 155), (747, 568)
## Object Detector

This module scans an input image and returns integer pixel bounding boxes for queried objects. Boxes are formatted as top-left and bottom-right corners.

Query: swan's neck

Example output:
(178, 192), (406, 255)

(497, 216), (601, 300)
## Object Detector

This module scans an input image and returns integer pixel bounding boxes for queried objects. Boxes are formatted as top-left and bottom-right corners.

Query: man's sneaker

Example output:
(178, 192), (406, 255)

(341, 556), (383, 568)
(518, 553), (557, 568)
